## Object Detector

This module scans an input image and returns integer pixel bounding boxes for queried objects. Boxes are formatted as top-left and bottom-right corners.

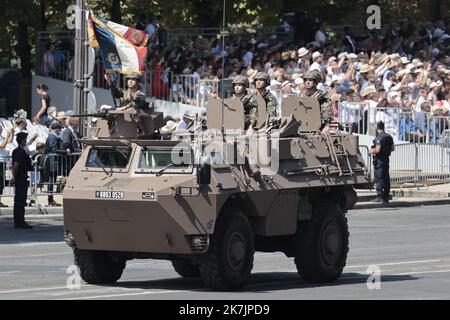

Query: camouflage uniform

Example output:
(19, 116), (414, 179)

(111, 74), (146, 110)
(254, 72), (277, 117)
(232, 75), (259, 128)
(302, 70), (332, 129)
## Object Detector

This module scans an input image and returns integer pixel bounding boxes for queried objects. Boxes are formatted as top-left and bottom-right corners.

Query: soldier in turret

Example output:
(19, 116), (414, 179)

(106, 73), (147, 111)
(232, 75), (259, 130)
(301, 70), (332, 134)
(254, 72), (278, 117)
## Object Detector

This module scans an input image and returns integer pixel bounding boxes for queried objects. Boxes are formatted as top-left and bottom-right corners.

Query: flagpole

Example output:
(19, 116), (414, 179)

(220, 0), (226, 135)
(73, 0), (89, 135)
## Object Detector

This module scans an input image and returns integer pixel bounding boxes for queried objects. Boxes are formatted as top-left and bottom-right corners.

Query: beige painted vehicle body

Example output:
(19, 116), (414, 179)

(64, 97), (370, 290)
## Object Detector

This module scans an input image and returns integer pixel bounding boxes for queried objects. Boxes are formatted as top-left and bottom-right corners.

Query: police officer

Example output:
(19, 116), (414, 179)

(12, 132), (33, 229)
(254, 72), (277, 117)
(301, 70), (332, 133)
(232, 75), (259, 129)
(107, 73), (146, 111)
(371, 121), (394, 203)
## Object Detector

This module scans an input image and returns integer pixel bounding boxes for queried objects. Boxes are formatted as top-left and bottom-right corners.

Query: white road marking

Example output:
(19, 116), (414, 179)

(0, 242), (65, 247)
(0, 285), (91, 295)
(0, 252), (70, 259)
(344, 259), (442, 269)
(62, 290), (185, 300)
(0, 271), (21, 275)
(396, 269), (450, 276)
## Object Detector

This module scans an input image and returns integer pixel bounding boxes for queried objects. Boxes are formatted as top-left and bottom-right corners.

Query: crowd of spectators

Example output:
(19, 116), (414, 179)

(143, 18), (449, 142)
(0, 85), (82, 207)
(39, 16), (450, 141)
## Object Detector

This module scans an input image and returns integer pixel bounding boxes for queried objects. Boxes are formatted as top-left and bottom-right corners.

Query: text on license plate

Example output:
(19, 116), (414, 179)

(95, 191), (124, 199)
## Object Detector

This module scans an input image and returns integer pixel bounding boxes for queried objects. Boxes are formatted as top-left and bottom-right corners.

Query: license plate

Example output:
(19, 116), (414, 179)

(95, 191), (124, 199)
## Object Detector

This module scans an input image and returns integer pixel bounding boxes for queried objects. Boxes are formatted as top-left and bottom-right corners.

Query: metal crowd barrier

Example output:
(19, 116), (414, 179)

(389, 143), (450, 186)
(30, 153), (82, 201)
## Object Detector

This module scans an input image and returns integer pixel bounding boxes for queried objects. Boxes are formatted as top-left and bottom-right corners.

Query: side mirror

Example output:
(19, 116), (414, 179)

(197, 164), (211, 186)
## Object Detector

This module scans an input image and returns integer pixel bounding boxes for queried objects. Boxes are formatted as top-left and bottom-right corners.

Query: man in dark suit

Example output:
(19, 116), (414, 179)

(62, 117), (82, 175)
(12, 132), (33, 229)
(44, 122), (70, 206)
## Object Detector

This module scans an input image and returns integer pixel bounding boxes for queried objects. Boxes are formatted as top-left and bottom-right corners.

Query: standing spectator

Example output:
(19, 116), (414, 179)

(343, 27), (357, 53)
(135, 14), (147, 31)
(12, 132), (33, 229)
(13, 119), (38, 154)
(62, 117), (82, 174)
(42, 43), (55, 76)
(33, 84), (51, 125)
(29, 142), (46, 207)
(0, 125), (14, 207)
(371, 121), (394, 204)
(44, 122), (70, 207)
(314, 22), (327, 47)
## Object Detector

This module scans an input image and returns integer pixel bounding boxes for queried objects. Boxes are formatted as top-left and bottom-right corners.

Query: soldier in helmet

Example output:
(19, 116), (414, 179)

(106, 73), (147, 111)
(254, 72), (278, 117)
(301, 69), (332, 133)
(232, 75), (259, 129)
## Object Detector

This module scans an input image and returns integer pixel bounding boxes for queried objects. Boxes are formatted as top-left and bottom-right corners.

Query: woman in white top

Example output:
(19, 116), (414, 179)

(0, 125), (14, 207)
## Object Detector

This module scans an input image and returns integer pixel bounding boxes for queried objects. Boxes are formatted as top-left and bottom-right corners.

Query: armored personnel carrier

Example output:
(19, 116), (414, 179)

(63, 96), (370, 291)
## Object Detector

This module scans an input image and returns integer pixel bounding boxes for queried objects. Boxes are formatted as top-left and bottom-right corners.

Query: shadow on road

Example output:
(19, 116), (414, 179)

(0, 218), (63, 244)
(107, 271), (417, 292)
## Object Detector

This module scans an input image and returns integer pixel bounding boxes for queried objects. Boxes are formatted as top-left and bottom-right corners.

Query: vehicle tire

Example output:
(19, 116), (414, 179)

(171, 259), (200, 278)
(294, 200), (349, 283)
(199, 207), (254, 291)
(74, 248), (126, 284)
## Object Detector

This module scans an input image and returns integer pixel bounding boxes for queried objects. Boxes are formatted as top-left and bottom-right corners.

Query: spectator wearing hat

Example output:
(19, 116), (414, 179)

(309, 51), (324, 72)
(176, 110), (195, 131)
(371, 121), (394, 204)
(44, 122), (70, 207)
(12, 132), (33, 229)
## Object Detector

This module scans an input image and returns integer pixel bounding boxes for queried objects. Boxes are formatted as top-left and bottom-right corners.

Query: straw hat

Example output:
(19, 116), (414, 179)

(55, 111), (67, 120)
(312, 51), (322, 61)
(297, 47), (309, 57)
(396, 69), (410, 78)
(246, 68), (258, 80)
(400, 56), (410, 64)
(183, 110), (195, 120)
(359, 64), (371, 74)
(337, 52), (348, 60)
(388, 59), (399, 69)
(360, 86), (376, 97)
(160, 120), (178, 133)
(281, 80), (291, 88)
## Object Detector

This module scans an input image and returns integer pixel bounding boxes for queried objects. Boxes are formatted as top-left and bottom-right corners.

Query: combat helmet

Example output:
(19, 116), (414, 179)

(125, 73), (142, 81)
(254, 71), (270, 83)
(232, 75), (249, 88)
(303, 70), (322, 82)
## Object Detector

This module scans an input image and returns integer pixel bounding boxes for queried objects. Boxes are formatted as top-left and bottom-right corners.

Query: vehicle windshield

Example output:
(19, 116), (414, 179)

(138, 147), (192, 174)
(85, 147), (132, 169)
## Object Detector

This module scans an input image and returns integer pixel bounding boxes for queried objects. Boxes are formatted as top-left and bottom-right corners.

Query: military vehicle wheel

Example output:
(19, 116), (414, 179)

(294, 200), (349, 283)
(171, 259), (200, 278)
(74, 248), (126, 284)
(199, 207), (254, 291)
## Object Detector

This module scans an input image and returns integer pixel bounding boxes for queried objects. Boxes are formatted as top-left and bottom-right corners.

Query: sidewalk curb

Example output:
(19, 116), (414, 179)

(353, 198), (450, 210)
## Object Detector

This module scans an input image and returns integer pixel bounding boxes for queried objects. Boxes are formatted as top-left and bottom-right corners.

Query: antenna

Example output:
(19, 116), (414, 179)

(220, 0), (226, 135)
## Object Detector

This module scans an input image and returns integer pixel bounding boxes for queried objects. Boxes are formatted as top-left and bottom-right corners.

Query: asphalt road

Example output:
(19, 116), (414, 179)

(1, 205), (450, 300)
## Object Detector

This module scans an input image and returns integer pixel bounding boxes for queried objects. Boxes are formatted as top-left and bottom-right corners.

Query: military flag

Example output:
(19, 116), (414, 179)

(88, 13), (149, 74)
